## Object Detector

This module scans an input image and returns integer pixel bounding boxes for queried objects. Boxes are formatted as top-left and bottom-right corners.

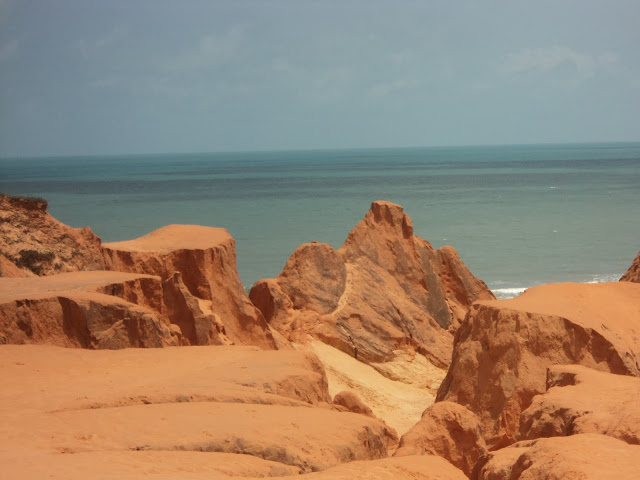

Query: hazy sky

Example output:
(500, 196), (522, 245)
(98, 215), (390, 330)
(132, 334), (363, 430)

(1, 0), (639, 157)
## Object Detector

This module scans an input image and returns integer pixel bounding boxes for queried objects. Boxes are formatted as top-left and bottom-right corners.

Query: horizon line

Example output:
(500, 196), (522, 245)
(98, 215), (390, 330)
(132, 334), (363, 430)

(2, 139), (640, 161)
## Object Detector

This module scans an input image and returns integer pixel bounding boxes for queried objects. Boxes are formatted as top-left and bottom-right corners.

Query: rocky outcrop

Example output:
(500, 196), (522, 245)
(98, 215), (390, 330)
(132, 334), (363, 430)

(437, 282), (640, 449)
(0, 271), (179, 348)
(0, 194), (104, 275)
(473, 434), (640, 480)
(1, 344), (401, 477)
(395, 402), (487, 477)
(250, 201), (493, 372)
(620, 250), (640, 282)
(102, 224), (276, 349)
(519, 365), (640, 444)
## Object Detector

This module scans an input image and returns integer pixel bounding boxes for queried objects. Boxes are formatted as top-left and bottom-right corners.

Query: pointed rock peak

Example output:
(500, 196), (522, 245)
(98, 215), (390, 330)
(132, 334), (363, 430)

(364, 201), (414, 239)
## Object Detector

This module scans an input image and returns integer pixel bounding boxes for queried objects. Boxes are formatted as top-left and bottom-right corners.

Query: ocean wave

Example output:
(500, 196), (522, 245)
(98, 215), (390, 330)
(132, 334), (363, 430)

(491, 287), (528, 299)
(586, 273), (622, 283)
(491, 273), (623, 300)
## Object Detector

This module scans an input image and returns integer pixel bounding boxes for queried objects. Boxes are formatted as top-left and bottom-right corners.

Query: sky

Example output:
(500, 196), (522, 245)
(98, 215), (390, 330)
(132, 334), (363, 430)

(1, 0), (639, 157)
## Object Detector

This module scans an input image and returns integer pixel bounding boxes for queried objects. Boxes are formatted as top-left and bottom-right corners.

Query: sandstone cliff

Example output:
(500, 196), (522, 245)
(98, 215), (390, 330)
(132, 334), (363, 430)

(250, 201), (493, 372)
(0, 194), (104, 276)
(620, 250), (640, 282)
(437, 281), (640, 449)
(102, 224), (276, 349)
(0, 271), (179, 348)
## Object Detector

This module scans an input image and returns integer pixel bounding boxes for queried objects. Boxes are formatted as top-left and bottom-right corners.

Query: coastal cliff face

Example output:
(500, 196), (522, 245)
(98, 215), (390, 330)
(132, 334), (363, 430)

(102, 224), (276, 349)
(250, 201), (494, 371)
(436, 281), (640, 450)
(620, 250), (640, 282)
(0, 194), (104, 276)
(7, 192), (640, 478)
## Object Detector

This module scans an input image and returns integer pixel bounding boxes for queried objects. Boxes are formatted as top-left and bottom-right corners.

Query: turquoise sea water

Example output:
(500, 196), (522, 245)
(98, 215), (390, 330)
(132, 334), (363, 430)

(1, 143), (639, 298)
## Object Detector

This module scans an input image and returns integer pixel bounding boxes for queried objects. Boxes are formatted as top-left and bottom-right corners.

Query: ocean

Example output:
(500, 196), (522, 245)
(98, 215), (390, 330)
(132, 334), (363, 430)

(1, 143), (639, 298)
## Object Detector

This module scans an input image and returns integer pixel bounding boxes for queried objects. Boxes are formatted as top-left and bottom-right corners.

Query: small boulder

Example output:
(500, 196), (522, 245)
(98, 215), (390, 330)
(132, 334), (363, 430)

(395, 401), (487, 477)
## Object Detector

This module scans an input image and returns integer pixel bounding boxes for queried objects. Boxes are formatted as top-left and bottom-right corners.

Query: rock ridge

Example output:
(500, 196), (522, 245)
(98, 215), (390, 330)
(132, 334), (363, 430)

(250, 201), (494, 373)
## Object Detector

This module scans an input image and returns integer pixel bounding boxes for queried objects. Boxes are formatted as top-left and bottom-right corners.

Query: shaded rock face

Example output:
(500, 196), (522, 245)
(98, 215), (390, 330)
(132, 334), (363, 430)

(0, 194), (104, 276)
(395, 401), (487, 478)
(437, 282), (640, 450)
(519, 365), (640, 445)
(0, 272), (179, 348)
(473, 434), (640, 480)
(620, 250), (640, 282)
(250, 201), (494, 371)
(102, 224), (276, 349)
(1, 345), (403, 477)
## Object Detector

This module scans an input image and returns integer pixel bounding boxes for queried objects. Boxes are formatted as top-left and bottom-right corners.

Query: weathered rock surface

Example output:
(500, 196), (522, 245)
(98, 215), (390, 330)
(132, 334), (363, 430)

(0, 194), (104, 275)
(395, 401), (487, 477)
(620, 250), (640, 282)
(519, 364), (640, 444)
(437, 282), (640, 449)
(473, 434), (640, 480)
(299, 455), (468, 480)
(1, 345), (400, 477)
(103, 224), (276, 349)
(250, 201), (493, 371)
(301, 339), (442, 436)
(0, 271), (178, 348)
(333, 390), (376, 417)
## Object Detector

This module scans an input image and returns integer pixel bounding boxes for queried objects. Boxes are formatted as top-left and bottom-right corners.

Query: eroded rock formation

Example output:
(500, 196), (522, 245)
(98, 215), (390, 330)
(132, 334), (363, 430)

(437, 281), (640, 449)
(473, 434), (640, 480)
(1, 345), (402, 477)
(0, 271), (179, 348)
(250, 201), (494, 371)
(519, 364), (640, 444)
(102, 224), (276, 349)
(0, 194), (104, 276)
(395, 401), (487, 477)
